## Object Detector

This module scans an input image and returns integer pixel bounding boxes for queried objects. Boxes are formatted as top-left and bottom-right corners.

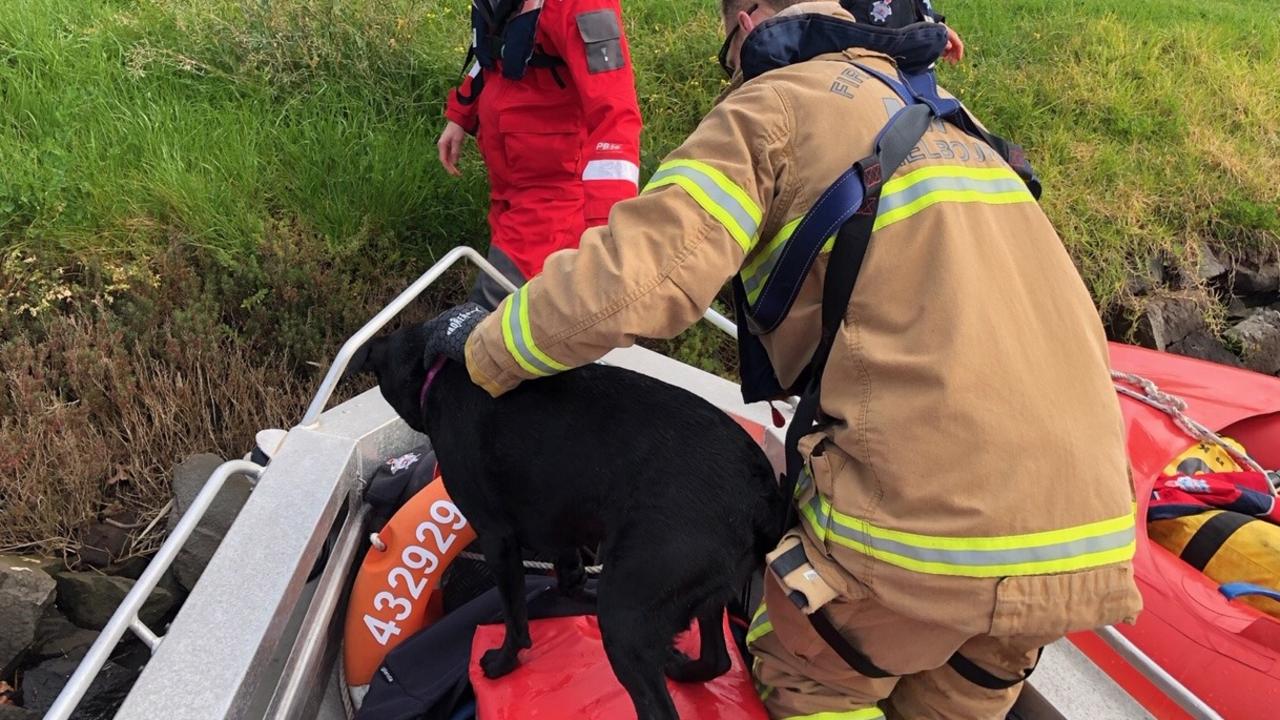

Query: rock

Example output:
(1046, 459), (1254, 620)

(31, 606), (99, 662)
(0, 555), (57, 675)
(21, 655), (136, 717)
(1167, 331), (1244, 368)
(1226, 310), (1280, 375)
(1196, 246), (1229, 282)
(0, 705), (41, 720)
(75, 524), (131, 570)
(108, 556), (149, 581)
(53, 572), (177, 631)
(166, 453), (253, 591)
(1230, 255), (1280, 295)
(1124, 255), (1166, 296)
(1133, 294), (1207, 351)
(1227, 295), (1252, 321)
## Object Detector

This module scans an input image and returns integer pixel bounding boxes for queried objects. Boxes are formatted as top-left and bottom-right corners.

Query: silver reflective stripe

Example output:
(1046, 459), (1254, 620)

(803, 495), (1136, 566)
(878, 175), (1028, 216)
(647, 165), (760, 241)
(582, 159), (640, 185)
(506, 288), (561, 376)
(742, 244), (784, 299)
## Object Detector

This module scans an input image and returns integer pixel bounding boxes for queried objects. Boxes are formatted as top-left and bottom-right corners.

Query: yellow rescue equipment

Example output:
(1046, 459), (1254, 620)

(1148, 437), (1280, 620)
(1148, 509), (1280, 619)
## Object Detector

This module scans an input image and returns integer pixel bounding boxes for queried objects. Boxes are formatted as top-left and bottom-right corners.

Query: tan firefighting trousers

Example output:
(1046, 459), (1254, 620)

(749, 567), (1053, 720)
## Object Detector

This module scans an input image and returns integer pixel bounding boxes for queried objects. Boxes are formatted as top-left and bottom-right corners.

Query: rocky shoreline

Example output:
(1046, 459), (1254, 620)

(1, 455), (251, 718)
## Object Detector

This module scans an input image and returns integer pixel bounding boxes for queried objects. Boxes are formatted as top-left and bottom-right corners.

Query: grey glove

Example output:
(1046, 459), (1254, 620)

(422, 302), (489, 365)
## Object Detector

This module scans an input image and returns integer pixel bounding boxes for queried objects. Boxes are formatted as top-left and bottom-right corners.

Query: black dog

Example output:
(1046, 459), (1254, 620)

(349, 323), (784, 720)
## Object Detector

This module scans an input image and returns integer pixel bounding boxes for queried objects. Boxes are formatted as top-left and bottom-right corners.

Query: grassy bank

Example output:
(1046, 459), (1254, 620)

(2, 0), (1278, 554)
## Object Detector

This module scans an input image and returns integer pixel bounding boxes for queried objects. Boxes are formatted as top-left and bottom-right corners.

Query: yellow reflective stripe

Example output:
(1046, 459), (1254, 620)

(801, 494), (1137, 578)
(740, 218), (837, 305)
(658, 159), (762, 226)
(866, 506), (1136, 551)
(781, 709), (885, 720)
(874, 164), (1034, 231)
(746, 602), (772, 645)
(741, 166), (1034, 303)
(880, 164), (1023, 195)
(517, 287), (569, 373)
(500, 287), (568, 377)
(644, 159), (762, 253)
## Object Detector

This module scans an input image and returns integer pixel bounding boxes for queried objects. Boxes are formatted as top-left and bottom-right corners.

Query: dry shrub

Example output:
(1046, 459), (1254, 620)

(0, 313), (306, 558)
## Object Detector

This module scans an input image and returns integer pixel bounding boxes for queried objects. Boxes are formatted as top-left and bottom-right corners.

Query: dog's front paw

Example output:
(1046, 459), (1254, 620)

(481, 647), (521, 679)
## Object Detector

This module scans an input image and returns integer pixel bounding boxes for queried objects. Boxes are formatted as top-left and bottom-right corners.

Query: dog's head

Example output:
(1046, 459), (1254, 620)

(343, 323), (432, 434)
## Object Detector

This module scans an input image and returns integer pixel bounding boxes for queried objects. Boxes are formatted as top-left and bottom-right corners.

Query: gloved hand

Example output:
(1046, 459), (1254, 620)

(421, 302), (489, 365)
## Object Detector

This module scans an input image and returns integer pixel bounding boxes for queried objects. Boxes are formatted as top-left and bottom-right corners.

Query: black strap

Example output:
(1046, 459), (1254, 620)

(528, 51), (566, 68)
(808, 608), (895, 679)
(780, 103), (936, 528)
(948, 647), (1043, 690)
(1180, 511), (1255, 572)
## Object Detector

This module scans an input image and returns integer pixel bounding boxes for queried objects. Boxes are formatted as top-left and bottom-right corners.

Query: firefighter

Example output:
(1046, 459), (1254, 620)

(425, 1), (1142, 717)
(437, 0), (643, 309)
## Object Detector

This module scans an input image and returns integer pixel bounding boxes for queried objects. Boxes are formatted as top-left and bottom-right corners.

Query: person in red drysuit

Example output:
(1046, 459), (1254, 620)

(437, 0), (643, 308)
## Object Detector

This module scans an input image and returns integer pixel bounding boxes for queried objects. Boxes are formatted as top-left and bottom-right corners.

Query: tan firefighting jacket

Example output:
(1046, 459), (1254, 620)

(465, 1), (1142, 635)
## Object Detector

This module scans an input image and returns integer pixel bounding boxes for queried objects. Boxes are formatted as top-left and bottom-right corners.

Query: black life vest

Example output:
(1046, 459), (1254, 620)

(840, 0), (943, 28)
(457, 0), (566, 105)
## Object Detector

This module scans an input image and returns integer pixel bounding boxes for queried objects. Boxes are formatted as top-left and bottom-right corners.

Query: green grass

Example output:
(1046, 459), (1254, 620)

(3, 0), (1277, 321)
(1, 0), (1278, 554)
(941, 0), (1280, 301)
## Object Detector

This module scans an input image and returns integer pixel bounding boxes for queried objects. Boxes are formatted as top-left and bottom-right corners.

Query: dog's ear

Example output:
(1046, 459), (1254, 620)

(342, 338), (378, 382)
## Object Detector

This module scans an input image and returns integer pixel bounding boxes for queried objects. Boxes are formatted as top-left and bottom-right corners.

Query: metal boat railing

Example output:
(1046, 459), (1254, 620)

(45, 461), (265, 720)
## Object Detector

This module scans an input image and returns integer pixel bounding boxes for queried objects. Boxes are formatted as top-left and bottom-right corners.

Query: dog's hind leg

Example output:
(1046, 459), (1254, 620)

(554, 547), (596, 602)
(664, 602), (732, 683)
(478, 531), (532, 679)
(596, 565), (680, 720)
(598, 605), (679, 720)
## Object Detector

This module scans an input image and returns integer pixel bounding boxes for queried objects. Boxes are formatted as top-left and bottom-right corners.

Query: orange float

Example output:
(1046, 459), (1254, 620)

(343, 471), (475, 685)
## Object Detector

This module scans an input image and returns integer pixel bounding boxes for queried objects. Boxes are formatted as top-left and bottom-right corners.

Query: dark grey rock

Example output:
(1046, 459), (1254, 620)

(166, 453), (253, 592)
(1197, 246), (1229, 281)
(1226, 309), (1280, 375)
(31, 606), (99, 661)
(1230, 256), (1280, 295)
(1133, 294), (1207, 350)
(1167, 331), (1244, 368)
(76, 524), (131, 570)
(53, 572), (176, 631)
(109, 556), (149, 581)
(0, 555), (57, 675)
(1227, 295), (1252, 321)
(0, 705), (41, 720)
(21, 655), (136, 718)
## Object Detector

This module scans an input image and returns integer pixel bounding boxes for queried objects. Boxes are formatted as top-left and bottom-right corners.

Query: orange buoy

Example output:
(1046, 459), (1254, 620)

(344, 473), (475, 685)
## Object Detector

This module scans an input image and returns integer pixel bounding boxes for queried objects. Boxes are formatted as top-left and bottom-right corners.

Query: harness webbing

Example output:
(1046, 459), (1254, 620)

(738, 63), (1041, 337)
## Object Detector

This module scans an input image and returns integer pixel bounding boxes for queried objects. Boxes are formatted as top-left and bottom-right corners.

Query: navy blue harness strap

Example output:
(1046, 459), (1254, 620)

(748, 164), (866, 334)
(742, 64), (1043, 334)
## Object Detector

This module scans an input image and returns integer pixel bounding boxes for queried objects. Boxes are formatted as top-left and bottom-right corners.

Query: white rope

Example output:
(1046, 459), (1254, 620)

(459, 551), (603, 574)
(1112, 370), (1276, 495)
